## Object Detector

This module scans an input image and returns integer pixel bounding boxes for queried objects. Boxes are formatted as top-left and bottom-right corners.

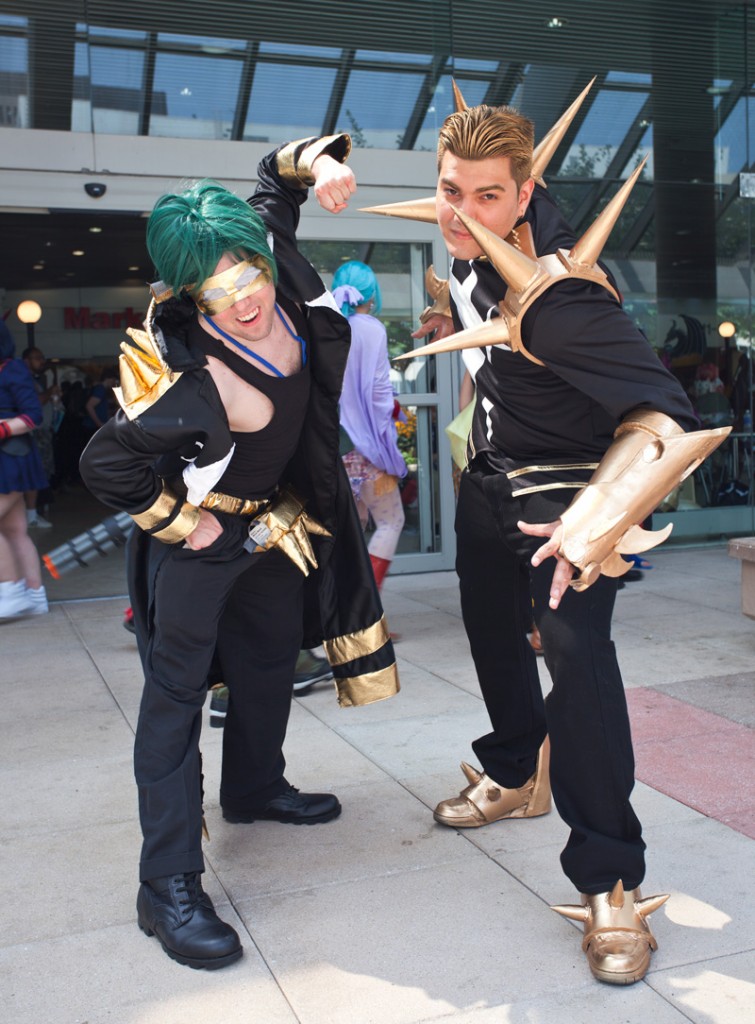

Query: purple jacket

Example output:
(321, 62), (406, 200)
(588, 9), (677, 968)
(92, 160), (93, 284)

(339, 313), (407, 479)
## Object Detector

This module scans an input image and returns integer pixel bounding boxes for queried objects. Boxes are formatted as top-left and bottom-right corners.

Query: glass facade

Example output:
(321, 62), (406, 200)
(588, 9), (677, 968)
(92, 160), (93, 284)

(2, 0), (755, 556)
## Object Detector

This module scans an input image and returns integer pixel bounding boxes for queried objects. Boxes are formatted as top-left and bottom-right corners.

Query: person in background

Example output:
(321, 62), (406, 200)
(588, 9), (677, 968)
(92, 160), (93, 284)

(333, 260), (407, 590)
(0, 321), (49, 620)
(22, 346), (60, 529)
(83, 365), (118, 435)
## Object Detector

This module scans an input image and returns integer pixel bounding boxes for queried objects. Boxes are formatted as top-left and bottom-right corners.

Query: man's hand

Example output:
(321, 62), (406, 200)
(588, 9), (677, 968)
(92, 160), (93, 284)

(312, 154), (356, 213)
(184, 508), (223, 550)
(410, 313), (455, 342)
(517, 519), (575, 610)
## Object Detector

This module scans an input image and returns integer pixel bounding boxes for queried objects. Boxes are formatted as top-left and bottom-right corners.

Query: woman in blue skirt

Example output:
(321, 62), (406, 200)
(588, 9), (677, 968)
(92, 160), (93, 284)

(0, 320), (49, 620)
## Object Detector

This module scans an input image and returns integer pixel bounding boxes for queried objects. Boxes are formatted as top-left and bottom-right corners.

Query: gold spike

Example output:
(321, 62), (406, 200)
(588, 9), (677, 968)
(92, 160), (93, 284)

(551, 902), (590, 923)
(393, 317), (510, 362)
(452, 79), (468, 112)
(599, 552), (633, 578)
(608, 880), (626, 909)
(569, 157), (648, 268)
(636, 893), (670, 918)
(531, 77), (596, 186)
(615, 523), (673, 555)
(359, 196), (438, 223)
(453, 207), (543, 294)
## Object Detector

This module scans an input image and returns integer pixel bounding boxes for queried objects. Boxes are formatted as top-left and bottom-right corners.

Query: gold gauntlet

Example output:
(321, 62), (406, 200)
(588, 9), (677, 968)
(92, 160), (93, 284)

(559, 410), (730, 591)
(246, 489), (331, 575)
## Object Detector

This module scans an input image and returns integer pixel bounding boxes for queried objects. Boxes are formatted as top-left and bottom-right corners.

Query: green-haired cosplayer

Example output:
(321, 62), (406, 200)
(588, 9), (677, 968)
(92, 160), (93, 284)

(80, 136), (399, 970)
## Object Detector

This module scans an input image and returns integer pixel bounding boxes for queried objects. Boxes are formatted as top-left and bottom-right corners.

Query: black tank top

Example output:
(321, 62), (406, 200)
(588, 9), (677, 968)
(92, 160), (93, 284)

(189, 295), (310, 499)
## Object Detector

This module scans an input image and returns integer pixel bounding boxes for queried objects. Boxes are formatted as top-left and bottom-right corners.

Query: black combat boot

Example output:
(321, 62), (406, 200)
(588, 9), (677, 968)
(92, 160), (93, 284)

(137, 872), (242, 969)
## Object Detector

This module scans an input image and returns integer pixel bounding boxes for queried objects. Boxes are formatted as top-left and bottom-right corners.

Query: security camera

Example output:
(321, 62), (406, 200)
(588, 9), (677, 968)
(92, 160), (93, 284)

(84, 182), (107, 198)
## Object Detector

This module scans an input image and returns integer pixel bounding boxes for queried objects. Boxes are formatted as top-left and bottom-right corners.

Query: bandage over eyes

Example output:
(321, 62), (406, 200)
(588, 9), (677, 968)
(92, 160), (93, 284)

(149, 256), (274, 314)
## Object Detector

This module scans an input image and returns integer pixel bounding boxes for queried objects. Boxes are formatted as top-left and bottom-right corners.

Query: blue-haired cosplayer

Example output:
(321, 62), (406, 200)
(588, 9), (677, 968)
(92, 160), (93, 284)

(80, 135), (399, 970)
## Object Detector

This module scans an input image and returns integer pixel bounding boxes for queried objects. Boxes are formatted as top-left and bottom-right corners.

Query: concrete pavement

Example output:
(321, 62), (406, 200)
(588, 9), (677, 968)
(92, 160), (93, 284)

(1, 534), (753, 1024)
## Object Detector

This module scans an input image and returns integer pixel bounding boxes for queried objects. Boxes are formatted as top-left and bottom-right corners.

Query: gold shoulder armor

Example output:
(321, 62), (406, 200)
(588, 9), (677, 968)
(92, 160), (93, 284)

(113, 301), (182, 420)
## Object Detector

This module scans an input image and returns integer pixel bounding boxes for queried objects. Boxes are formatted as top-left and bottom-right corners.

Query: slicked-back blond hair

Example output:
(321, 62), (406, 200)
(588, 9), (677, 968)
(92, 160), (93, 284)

(437, 105), (535, 189)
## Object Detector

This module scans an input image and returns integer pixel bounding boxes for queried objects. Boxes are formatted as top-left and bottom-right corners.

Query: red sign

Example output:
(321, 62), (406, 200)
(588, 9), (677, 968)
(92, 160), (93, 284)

(64, 307), (145, 330)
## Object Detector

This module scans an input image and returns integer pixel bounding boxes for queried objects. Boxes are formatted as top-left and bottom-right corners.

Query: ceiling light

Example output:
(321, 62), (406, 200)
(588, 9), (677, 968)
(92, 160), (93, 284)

(33, 263), (44, 270)
(89, 226), (103, 233)
(128, 265), (140, 272)
(72, 249), (85, 256)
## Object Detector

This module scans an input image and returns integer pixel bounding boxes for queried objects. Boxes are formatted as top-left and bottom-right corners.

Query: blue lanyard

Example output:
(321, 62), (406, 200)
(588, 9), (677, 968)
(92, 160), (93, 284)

(201, 305), (306, 378)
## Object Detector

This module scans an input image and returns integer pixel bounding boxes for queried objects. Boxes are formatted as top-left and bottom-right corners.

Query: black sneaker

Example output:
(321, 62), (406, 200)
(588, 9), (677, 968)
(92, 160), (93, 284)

(137, 872), (242, 969)
(293, 649), (333, 694)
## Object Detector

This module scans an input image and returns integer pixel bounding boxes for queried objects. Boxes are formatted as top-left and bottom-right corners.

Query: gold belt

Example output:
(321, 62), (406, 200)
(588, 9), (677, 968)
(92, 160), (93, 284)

(200, 490), (271, 516)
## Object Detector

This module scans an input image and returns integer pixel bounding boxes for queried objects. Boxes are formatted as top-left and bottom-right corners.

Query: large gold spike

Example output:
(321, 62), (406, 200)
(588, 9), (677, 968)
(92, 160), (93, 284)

(393, 317), (510, 362)
(453, 207), (544, 294)
(359, 196), (438, 223)
(531, 77), (596, 186)
(452, 79), (468, 112)
(569, 157), (648, 268)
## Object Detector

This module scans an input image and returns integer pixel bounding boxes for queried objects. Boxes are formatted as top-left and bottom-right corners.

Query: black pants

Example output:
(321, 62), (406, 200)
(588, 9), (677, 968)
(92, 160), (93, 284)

(455, 465), (645, 894)
(134, 514), (303, 881)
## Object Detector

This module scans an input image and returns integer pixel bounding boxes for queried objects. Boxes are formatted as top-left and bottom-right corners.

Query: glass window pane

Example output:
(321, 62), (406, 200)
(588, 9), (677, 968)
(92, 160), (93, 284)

(158, 32), (246, 50)
(150, 53), (242, 139)
(355, 49), (433, 65)
(714, 97), (755, 182)
(0, 34), (27, 127)
(336, 69), (424, 149)
(451, 57), (499, 72)
(414, 75), (490, 151)
(259, 42), (341, 59)
(393, 405), (441, 555)
(244, 63), (335, 144)
(86, 25), (147, 41)
(558, 89), (648, 178)
(606, 70), (651, 85)
(72, 44), (145, 135)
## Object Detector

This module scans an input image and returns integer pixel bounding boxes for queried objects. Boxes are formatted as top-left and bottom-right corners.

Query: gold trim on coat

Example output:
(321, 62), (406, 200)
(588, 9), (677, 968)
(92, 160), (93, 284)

(324, 615), (391, 666)
(335, 663), (400, 708)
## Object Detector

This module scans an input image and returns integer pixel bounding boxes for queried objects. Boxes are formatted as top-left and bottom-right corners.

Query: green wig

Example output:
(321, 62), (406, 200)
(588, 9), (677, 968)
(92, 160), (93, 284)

(146, 179), (278, 295)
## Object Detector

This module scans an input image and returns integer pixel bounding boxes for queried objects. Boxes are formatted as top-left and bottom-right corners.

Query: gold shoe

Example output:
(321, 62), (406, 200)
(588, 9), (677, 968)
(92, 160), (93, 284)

(433, 738), (551, 827)
(552, 879), (669, 985)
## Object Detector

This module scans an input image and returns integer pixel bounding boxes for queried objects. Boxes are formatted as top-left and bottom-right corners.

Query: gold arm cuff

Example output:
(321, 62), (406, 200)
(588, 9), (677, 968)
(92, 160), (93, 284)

(335, 663), (400, 708)
(130, 485), (200, 543)
(278, 134), (352, 187)
(151, 503), (201, 543)
(323, 615), (391, 666)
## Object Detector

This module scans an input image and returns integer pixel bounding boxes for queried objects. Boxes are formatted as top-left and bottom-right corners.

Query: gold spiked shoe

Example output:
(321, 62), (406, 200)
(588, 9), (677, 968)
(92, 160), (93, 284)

(433, 738), (551, 827)
(552, 880), (669, 985)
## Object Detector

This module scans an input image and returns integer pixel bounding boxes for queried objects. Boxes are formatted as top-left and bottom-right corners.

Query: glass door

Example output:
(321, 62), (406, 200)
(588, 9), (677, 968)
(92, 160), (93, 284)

(298, 236), (457, 571)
